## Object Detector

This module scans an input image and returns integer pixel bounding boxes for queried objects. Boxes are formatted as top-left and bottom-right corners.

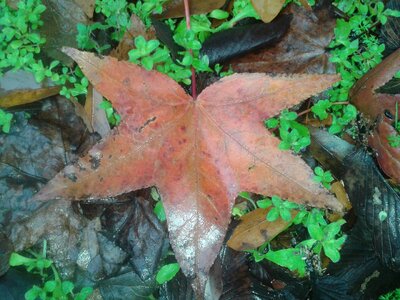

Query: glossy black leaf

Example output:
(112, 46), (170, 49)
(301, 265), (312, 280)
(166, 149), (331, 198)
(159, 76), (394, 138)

(312, 231), (400, 299)
(0, 268), (41, 300)
(310, 128), (400, 271)
(200, 14), (291, 66)
(0, 97), (89, 225)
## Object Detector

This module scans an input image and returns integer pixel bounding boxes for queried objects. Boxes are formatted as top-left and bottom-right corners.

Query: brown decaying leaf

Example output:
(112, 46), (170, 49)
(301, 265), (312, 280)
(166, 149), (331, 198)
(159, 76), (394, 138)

(368, 120), (400, 183)
(73, 0), (95, 18)
(328, 181), (351, 222)
(0, 86), (60, 108)
(251, 0), (286, 23)
(159, 0), (226, 19)
(0, 70), (60, 108)
(231, 4), (336, 74)
(350, 48), (400, 183)
(110, 14), (156, 61)
(227, 207), (297, 251)
(305, 115), (333, 127)
(84, 85), (111, 137)
(298, 0), (312, 11)
(351, 48), (400, 120)
(330, 181), (351, 211)
(32, 48), (342, 295)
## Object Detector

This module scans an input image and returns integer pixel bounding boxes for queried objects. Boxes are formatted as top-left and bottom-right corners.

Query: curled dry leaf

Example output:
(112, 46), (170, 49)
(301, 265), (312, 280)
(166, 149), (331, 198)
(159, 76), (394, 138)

(231, 4), (336, 74)
(227, 207), (297, 251)
(31, 48), (341, 295)
(251, 0), (286, 23)
(0, 70), (60, 108)
(350, 48), (400, 183)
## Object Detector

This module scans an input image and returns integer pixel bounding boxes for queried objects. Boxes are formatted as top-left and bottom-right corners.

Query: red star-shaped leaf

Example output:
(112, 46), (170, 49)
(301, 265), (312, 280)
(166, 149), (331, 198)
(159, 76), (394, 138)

(33, 48), (341, 293)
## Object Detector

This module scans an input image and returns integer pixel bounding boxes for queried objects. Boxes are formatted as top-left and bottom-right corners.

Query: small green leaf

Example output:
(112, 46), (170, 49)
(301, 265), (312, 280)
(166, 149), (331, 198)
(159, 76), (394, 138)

(9, 253), (35, 267)
(257, 199), (272, 209)
(308, 224), (324, 241)
(266, 207), (279, 222)
(25, 286), (42, 300)
(323, 243), (341, 262)
(154, 201), (166, 222)
(44, 280), (57, 292)
(209, 9), (229, 20)
(280, 208), (292, 222)
(141, 56), (154, 70)
(62, 281), (74, 294)
(265, 118), (279, 128)
(75, 287), (94, 300)
(156, 263), (180, 284)
(379, 211), (388, 222)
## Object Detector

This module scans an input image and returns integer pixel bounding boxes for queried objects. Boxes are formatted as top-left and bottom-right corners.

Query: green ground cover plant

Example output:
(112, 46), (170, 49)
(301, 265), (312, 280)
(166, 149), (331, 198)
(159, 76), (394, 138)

(9, 241), (93, 300)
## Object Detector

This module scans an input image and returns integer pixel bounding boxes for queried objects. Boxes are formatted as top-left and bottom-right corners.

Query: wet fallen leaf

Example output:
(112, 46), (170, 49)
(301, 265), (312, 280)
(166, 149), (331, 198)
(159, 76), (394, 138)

(231, 4), (336, 74)
(0, 70), (60, 108)
(0, 268), (41, 300)
(350, 48), (400, 183)
(227, 208), (297, 251)
(310, 127), (400, 271)
(201, 14), (291, 66)
(40, 0), (89, 65)
(0, 96), (91, 224)
(97, 195), (169, 298)
(159, 0), (226, 19)
(32, 48), (341, 295)
(251, 0), (286, 23)
(312, 234), (400, 299)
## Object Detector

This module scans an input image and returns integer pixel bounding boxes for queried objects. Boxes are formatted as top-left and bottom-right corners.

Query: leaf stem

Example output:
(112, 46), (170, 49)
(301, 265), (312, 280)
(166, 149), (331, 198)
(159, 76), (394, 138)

(183, 0), (197, 100)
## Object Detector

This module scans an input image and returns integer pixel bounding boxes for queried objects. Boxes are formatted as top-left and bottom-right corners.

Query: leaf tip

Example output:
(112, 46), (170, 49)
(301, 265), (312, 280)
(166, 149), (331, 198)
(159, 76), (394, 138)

(61, 47), (79, 59)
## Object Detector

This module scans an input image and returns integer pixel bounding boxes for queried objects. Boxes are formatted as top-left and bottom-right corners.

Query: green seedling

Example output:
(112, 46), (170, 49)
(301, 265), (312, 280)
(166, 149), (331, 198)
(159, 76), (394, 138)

(265, 109), (311, 153)
(99, 99), (121, 126)
(312, 0), (400, 135)
(0, 109), (13, 133)
(156, 263), (180, 284)
(313, 166), (334, 189)
(10, 240), (93, 300)
(379, 288), (400, 300)
(151, 187), (166, 222)
(263, 195), (299, 222)
(244, 192), (346, 276)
